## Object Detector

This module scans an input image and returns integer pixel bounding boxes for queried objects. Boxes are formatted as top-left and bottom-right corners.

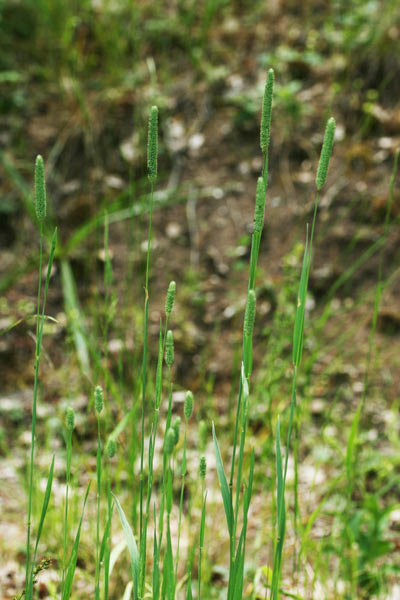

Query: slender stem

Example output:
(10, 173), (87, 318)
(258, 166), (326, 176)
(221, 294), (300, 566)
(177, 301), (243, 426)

(139, 181), (154, 547)
(95, 417), (102, 600)
(62, 428), (72, 593)
(25, 221), (43, 590)
(175, 425), (187, 580)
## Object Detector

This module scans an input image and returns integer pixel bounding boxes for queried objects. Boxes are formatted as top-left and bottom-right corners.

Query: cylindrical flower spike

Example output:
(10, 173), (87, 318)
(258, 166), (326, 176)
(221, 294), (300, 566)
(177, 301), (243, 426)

(147, 106), (159, 183)
(199, 455), (207, 480)
(244, 289), (256, 338)
(184, 390), (194, 420)
(107, 438), (117, 458)
(260, 69), (274, 154)
(35, 155), (47, 222)
(95, 385), (104, 415)
(165, 281), (176, 315)
(66, 407), (75, 432)
(165, 330), (174, 367)
(165, 427), (176, 455)
(316, 117), (336, 190)
(254, 177), (266, 233)
(172, 417), (181, 445)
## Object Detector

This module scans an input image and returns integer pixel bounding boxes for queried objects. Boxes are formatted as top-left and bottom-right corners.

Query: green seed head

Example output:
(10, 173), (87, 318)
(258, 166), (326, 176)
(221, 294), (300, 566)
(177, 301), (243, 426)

(165, 280), (176, 315)
(172, 416), (181, 445)
(199, 455), (207, 480)
(165, 427), (176, 455)
(184, 390), (194, 420)
(165, 329), (174, 367)
(34, 155), (47, 222)
(107, 438), (117, 458)
(147, 105), (159, 182)
(244, 289), (256, 338)
(260, 69), (274, 154)
(254, 177), (266, 233)
(66, 407), (75, 432)
(95, 385), (104, 414)
(316, 117), (336, 190)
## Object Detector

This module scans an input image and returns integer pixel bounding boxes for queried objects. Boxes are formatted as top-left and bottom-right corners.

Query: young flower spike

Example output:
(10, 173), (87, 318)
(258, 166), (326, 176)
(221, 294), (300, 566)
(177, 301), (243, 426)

(147, 106), (159, 183)
(199, 455), (207, 480)
(94, 385), (104, 414)
(184, 390), (194, 420)
(106, 438), (117, 458)
(244, 289), (256, 338)
(254, 177), (266, 233)
(165, 330), (174, 367)
(316, 117), (336, 190)
(66, 407), (75, 432)
(172, 416), (181, 446)
(165, 280), (176, 316)
(34, 155), (47, 222)
(165, 427), (176, 455)
(260, 69), (274, 154)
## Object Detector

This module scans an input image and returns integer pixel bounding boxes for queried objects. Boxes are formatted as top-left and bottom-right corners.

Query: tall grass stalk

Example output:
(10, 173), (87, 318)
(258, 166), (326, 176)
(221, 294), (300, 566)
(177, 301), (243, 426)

(175, 391), (194, 580)
(62, 407), (75, 594)
(213, 70), (274, 598)
(270, 117), (336, 599)
(95, 385), (104, 600)
(25, 156), (57, 590)
(139, 105), (159, 558)
(198, 456), (207, 599)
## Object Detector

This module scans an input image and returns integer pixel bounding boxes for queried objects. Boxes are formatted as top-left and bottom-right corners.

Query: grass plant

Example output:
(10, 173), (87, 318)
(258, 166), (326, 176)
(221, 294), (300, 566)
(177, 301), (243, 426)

(11, 64), (399, 600)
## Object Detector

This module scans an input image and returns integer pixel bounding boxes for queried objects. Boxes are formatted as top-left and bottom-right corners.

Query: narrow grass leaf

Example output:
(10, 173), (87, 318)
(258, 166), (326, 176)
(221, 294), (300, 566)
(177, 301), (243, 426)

(27, 456), (55, 599)
(212, 422), (233, 537)
(112, 493), (139, 600)
(63, 482), (91, 600)
(60, 260), (90, 374)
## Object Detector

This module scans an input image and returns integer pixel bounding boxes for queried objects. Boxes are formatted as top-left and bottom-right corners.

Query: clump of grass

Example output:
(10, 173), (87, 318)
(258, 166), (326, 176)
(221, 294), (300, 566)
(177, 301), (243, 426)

(20, 65), (400, 600)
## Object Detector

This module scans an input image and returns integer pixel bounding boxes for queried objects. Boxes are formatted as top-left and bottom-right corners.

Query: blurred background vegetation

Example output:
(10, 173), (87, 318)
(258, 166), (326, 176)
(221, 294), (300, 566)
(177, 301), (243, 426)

(1, 0), (400, 598)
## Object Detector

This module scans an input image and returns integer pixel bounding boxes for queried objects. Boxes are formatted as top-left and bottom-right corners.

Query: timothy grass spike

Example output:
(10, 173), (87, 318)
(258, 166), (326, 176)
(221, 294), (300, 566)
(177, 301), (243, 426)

(147, 106), (159, 182)
(316, 117), (336, 190)
(165, 428), (176, 455)
(254, 177), (266, 233)
(260, 69), (274, 153)
(107, 439), (117, 458)
(244, 289), (256, 338)
(165, 281), (176, 315)
(165, 330), (174, 367)
(184, 390), (194, 420)
(34, 155), (46, 222)
(199, 455), (207, 480)
(172, 417), (181, 446)
(95, 386), (104, 414)
(66, 407), (75, 432)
